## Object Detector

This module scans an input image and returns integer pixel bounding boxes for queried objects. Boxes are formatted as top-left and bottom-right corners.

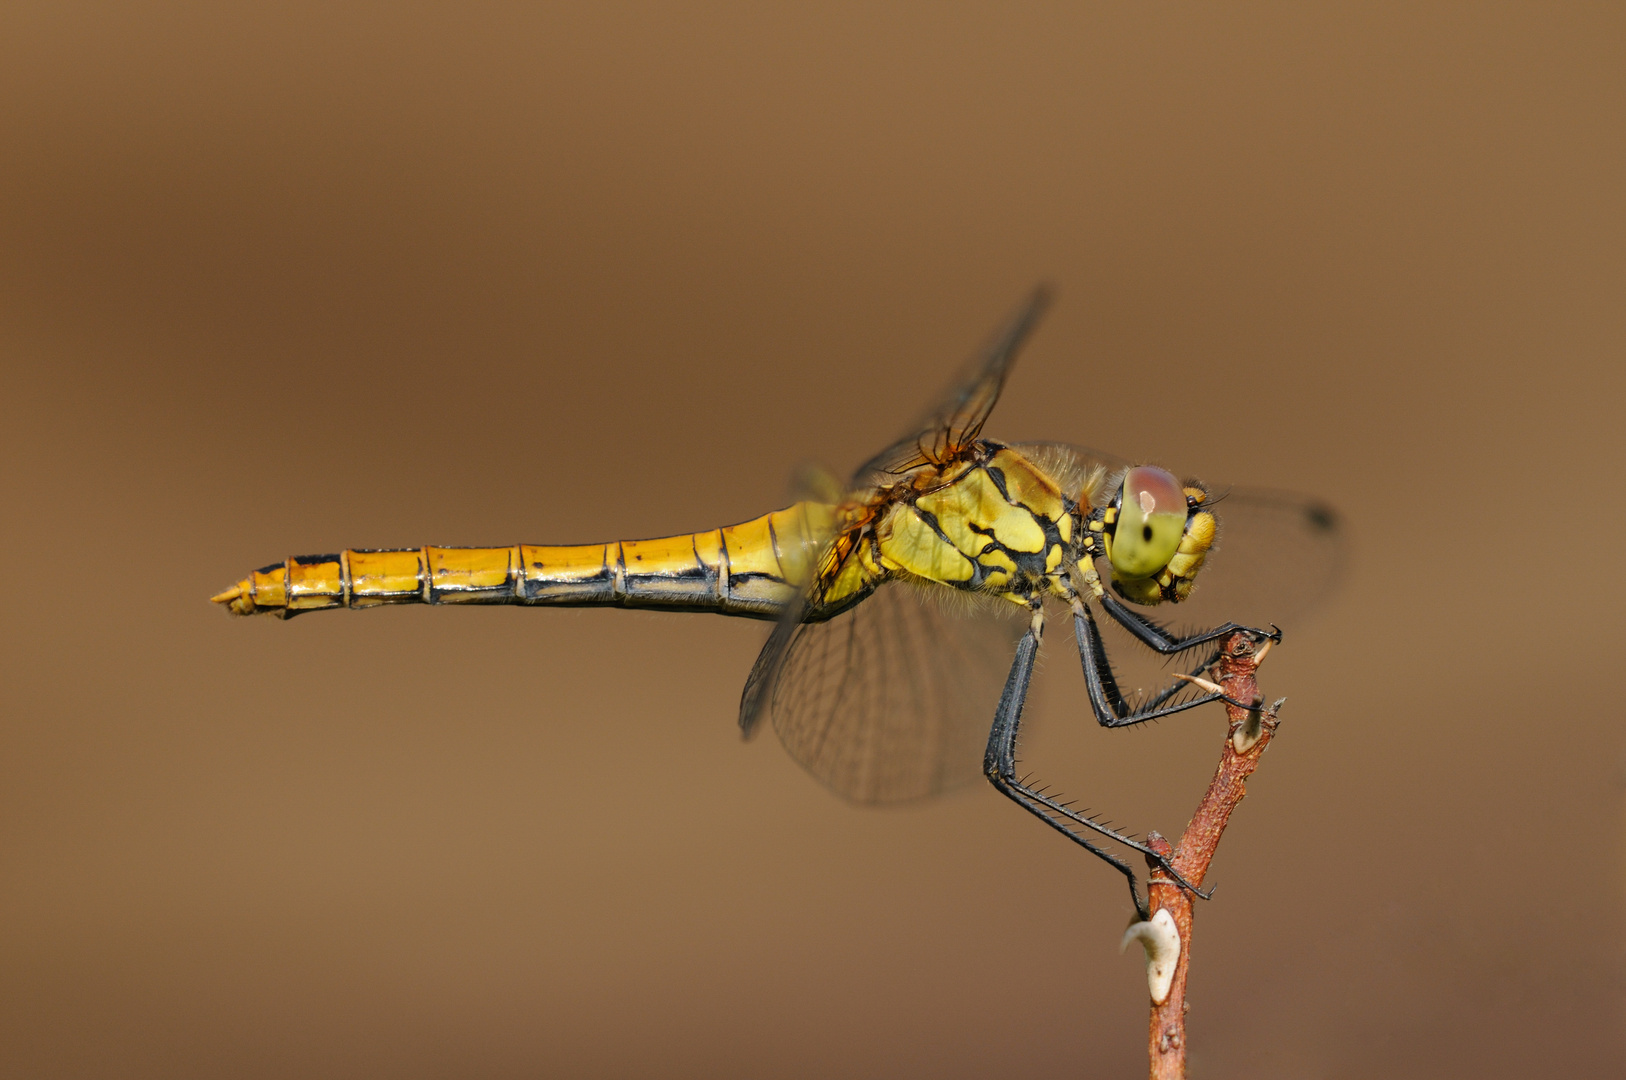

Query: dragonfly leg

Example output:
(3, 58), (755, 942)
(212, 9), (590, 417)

(1072, 594), (1280, 727)
(983, 608), (1206, 920)
(1073, 601), (1225, 728)
(1098, 589), (1280, 656)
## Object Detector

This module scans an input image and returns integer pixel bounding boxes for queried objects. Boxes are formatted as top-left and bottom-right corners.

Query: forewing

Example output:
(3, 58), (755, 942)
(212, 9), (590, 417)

(1172, 487), (1347, 634)
(737, 524), (856, 741)
(761, 583), (1022, 804)
(855, 287), (1052, 482)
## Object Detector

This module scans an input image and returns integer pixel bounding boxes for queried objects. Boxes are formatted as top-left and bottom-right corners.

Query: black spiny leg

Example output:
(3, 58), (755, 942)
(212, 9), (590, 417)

(983, 608), (1206, 920)
(1073, 602), (1225, 728)
(1067, 590), (1280, 728)
(1098, 589), (1279, 656)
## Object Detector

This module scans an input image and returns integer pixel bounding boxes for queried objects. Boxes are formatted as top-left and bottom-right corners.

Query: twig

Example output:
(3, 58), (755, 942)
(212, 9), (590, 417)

(1131, 631), (1285, 1080)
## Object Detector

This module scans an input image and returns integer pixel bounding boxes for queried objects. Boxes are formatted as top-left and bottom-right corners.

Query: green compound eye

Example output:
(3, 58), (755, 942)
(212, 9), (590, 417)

(1108, 465), (1187, 579)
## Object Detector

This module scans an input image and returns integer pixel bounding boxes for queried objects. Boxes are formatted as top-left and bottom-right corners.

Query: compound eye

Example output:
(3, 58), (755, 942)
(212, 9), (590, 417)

(1108, 465), (1187, 579)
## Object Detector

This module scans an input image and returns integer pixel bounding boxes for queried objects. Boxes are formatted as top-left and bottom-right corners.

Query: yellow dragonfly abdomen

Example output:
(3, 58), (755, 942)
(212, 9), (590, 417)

(211, 502), (841, 621)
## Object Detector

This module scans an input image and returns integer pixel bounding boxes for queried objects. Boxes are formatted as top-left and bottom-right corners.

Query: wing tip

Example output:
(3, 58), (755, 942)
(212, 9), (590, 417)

(737, 681), (767, 741)
(1014, 283), (1055, 329)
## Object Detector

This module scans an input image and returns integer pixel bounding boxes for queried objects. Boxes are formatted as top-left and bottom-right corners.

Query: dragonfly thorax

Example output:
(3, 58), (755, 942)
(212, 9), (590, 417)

(873, 442), (1080, 605)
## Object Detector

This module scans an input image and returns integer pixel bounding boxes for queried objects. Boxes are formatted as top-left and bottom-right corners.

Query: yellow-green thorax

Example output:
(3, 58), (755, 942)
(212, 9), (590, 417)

(872, 445), (1078, 605)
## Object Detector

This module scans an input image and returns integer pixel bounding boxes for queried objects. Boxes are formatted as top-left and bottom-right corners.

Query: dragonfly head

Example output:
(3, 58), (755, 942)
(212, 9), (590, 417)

(1101, 465), (1217, 605)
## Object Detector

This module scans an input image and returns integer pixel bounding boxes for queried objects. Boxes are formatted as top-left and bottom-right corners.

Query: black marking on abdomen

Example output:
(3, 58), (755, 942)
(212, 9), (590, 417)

(622, 564), (718, 606)
(729, 570), (789, 588)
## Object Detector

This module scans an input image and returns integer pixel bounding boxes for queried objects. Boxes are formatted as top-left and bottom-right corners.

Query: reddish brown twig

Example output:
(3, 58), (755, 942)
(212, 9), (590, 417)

(1136, 631), (1285, 1080)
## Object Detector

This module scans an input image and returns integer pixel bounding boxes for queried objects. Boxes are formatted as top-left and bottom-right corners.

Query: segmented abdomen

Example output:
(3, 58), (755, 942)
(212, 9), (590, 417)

(212, 503), (836, 622)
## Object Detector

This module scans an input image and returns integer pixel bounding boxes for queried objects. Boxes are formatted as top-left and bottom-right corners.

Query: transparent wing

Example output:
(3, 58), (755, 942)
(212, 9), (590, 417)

(855, 286), (1052, 481)
(739, 287), (1052, 743)
(1094, 485), (1347, 713)
(737, 526), (858, 741)
(1173, 487), (1348, 633)
(761, 582), (1023, 804)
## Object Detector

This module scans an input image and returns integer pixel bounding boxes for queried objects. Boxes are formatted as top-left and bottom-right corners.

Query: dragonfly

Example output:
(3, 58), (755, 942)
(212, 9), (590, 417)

(212, 288), (1342, 918)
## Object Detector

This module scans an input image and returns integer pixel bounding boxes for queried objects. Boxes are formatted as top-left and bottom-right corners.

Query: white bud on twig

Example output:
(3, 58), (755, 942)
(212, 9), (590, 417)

(1120, 908), (1181, 1004)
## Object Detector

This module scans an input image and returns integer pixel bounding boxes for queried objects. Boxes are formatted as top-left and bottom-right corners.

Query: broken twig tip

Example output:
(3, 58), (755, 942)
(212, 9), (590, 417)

(1173, 672), (1226, 696)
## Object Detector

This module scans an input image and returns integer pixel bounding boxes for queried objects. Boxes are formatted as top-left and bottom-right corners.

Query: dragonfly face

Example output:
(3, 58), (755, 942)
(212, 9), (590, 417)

(1093, 464), (1219, 607)
(214, 287), (1341, 918)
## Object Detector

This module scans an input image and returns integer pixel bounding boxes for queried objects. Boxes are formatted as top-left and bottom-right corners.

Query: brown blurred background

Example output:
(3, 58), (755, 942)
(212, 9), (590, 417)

(2, 4), (1623, 1077)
